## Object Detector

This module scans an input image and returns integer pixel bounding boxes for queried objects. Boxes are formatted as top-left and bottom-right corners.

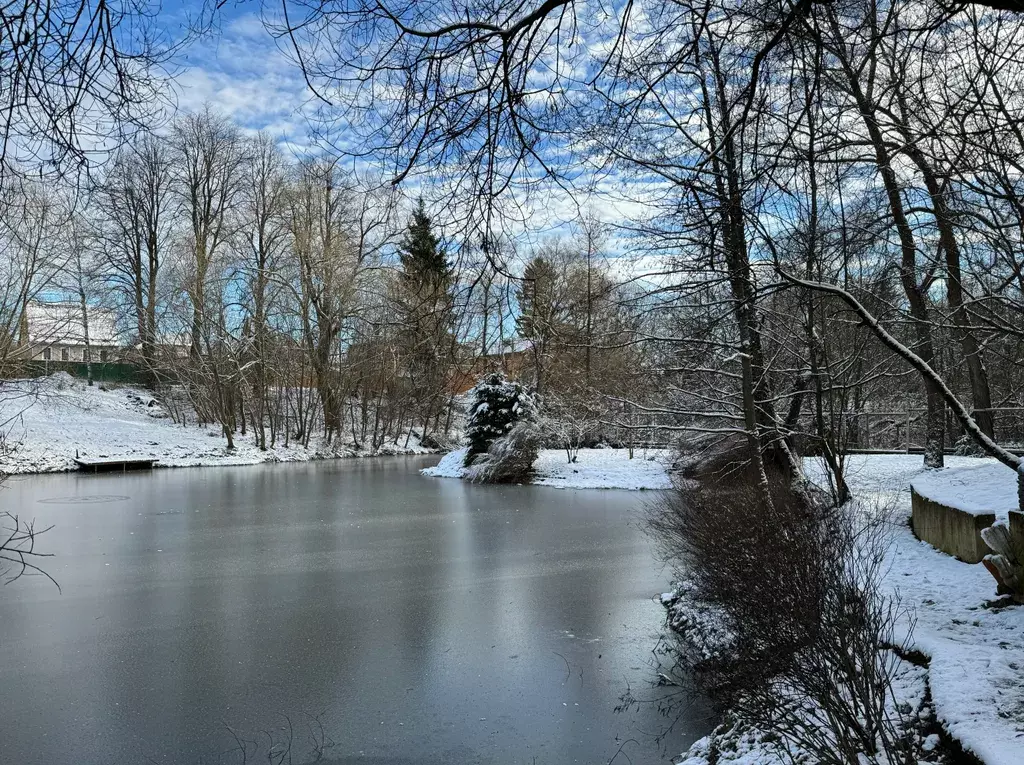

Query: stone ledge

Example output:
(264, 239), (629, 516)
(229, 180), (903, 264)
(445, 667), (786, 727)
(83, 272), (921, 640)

(911, 489), (995, 564)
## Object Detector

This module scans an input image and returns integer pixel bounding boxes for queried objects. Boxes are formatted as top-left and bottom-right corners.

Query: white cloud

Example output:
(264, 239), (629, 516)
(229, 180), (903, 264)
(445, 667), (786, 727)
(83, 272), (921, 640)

(169, 12), (313, 147)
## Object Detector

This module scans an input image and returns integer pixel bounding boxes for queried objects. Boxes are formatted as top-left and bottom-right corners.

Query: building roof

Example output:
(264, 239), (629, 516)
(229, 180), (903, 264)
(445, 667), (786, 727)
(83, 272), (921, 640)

(26, 301), (119, 346)
(499, 338), (533, 355)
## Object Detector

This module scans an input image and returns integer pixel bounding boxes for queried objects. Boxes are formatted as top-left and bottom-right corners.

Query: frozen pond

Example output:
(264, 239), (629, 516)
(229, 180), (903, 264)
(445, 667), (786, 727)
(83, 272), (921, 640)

(0, 456), (711, 764)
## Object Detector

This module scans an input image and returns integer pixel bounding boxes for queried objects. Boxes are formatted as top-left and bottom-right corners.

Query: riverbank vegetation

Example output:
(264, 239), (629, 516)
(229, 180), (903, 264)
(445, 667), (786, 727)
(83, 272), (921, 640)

(650, 462), (930, 763)
(2, 0), (1024, 762)
(0, 134), (649, 456)
(655, 455), (1024, 765)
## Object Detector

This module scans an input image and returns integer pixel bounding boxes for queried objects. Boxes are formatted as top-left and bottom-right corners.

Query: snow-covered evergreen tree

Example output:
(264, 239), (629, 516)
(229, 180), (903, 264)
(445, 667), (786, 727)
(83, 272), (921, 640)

(464, 372), (536, 465)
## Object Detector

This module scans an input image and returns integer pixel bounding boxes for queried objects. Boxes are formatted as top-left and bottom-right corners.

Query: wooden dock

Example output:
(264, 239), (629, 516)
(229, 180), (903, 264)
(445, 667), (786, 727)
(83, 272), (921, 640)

(74, 458), (156, 473)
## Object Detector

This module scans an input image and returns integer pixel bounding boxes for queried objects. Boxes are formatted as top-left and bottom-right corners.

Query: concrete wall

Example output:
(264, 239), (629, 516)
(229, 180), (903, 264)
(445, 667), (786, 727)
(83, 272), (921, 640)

(911, 489), (995, 564)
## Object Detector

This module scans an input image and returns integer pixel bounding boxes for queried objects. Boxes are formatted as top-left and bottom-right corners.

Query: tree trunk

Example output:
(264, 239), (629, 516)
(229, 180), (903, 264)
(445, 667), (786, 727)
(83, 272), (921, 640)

(900, 142), (995, 441)
(78, 288), (93, 387)
(830, 11), (944, 467)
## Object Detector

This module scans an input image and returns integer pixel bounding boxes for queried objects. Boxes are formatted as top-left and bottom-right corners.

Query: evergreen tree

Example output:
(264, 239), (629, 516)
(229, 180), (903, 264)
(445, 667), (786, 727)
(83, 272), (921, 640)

(516, 255), (563, 394)
(398, 198), (451, 290)
(394, 198), (455, 437)
(515, 256), (558, 342)
(464, 372), (537, 465)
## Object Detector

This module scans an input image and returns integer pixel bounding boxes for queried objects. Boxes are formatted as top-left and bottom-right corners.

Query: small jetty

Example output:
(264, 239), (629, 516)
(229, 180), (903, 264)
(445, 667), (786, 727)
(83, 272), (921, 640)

(74, 457), (156, 473)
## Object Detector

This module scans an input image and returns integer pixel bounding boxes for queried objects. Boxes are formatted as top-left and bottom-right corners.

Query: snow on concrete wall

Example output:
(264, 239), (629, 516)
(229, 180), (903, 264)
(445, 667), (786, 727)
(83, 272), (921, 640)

(910, 462), (1018, 563)
(911, 488), (995, 563)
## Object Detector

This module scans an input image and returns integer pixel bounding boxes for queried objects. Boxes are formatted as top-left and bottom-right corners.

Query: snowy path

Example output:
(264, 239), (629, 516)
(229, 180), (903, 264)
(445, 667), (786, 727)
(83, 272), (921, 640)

(810, 455), (1024, 765)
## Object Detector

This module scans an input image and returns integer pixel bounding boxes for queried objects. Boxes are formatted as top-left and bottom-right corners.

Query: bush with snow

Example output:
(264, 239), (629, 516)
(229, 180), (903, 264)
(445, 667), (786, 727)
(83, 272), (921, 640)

(466, 420), (542, 484)
(649, 470), (929, 765)
(463, 372), (537, 466)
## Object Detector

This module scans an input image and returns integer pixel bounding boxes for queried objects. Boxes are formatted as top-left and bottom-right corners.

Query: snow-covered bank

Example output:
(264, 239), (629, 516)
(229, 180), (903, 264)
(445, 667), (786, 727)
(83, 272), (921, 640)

(0, 374), (433, 475)
(422, 446), (672, 490)
(420, 447), (471, 478)
(839, 456), (1023, 765)
(672, 454), (1024, 765)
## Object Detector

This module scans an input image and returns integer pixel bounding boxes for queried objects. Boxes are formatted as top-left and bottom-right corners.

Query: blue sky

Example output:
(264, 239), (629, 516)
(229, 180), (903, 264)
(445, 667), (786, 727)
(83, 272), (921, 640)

(150, 1), (665, 269)
(160, 2), (316, 154)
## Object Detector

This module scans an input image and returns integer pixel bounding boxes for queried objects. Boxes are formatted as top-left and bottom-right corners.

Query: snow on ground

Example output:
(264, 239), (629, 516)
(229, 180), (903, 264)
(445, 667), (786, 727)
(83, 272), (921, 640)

(533, 448), (672, 489)
(831, 455), (1024, 765)
(910, 460), (1018, 522)
(421, 447), (470, 478)
(676, 660), (932, 765)
(421, 446), (672, 490)
(676, 454), (1023, 765)
(677, 722), (789, 765)
(0, 374), (432, 474)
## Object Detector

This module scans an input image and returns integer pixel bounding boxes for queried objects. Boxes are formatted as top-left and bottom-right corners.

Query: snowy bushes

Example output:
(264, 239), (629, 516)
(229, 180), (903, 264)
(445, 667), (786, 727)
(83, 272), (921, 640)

(466, 420), (543, 484)
(457, 372), (541, 483)
(463, 372), (537, 466)
(648, 474), (927, 764)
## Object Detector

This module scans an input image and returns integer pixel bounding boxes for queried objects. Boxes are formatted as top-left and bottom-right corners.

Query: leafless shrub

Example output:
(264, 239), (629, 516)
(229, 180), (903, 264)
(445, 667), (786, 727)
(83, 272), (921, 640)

(539, 390), (601, 464)
(647, 470), (920, 764)
(677, 437), (793, 485)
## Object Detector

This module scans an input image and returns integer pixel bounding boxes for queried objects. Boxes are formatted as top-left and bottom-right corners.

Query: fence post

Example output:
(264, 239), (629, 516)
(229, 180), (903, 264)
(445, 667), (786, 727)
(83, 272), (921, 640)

(906, 407), (912, 454)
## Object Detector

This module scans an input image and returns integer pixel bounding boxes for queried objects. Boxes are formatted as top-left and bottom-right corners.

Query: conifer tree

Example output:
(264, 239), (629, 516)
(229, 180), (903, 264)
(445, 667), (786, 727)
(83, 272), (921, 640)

(394, 198), (455, 437)
(516, 255), (562, 394)
(464, 372), (537, 465)
(516, 256), (558, 341)
(398, 198), (451, 290)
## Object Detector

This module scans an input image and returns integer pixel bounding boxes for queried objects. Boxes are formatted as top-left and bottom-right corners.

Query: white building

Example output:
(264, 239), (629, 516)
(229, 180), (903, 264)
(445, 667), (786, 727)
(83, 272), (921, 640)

(19, 301), (121, 363)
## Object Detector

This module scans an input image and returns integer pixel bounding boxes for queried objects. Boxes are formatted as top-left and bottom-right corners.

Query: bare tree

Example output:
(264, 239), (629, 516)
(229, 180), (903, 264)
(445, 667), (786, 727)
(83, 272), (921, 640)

(0, 180), (70, 371)
(287, 157), (363, 440)
(239, 132), (291, 450)
(172, 107), (247, 360)
(61, 211), (101, 385)
(0, 0), (173, 182)
(93, 134), (175, 380)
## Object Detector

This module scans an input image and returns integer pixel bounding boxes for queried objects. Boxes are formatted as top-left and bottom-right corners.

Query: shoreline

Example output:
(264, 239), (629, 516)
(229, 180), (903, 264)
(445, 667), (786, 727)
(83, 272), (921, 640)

(666, 454), (1023, 765)
(1, 446), (443, 478)
(422, 446), (674, 490)
(0, 373), (441, 477)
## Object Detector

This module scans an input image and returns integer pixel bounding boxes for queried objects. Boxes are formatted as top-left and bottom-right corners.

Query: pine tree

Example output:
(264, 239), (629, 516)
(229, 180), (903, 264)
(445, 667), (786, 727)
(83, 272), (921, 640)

(515, 256), (558, 341)
(394, 198), (455, 437)
(398, 198), (451, 290)
(515, 255), (562, 394)
(464, 372), (537, 465)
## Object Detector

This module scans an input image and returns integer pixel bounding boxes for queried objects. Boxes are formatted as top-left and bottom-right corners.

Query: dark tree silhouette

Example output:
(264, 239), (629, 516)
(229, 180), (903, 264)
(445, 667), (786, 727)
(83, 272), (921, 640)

(0, 512), (58, 590)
